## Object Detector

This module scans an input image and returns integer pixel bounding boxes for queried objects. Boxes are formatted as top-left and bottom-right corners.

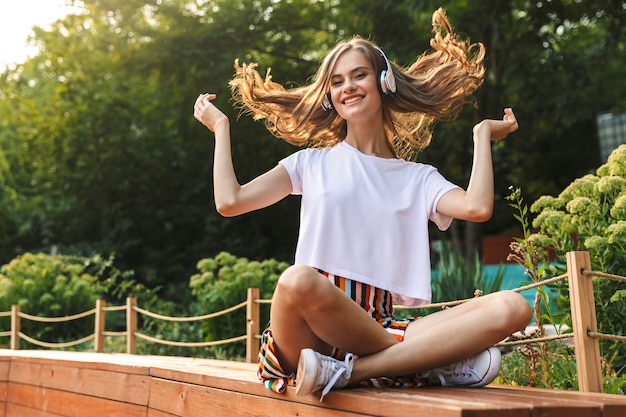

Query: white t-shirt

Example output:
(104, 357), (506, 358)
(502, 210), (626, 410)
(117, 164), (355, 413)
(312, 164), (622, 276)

(280, 141), (460, 306)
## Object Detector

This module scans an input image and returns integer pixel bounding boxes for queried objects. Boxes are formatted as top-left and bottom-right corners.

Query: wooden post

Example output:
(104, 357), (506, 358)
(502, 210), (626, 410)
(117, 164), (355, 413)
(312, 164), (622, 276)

(567, 251), (603, 392)
(10, 305), (20, 350)
(246, 288), (261, 363)
(94, 299), (106, 352)
(126, 297), (137, 354)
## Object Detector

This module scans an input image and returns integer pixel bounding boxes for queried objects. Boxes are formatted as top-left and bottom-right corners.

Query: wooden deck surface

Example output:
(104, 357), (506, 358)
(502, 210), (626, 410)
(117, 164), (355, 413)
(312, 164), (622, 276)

(0, 349), (625, 416)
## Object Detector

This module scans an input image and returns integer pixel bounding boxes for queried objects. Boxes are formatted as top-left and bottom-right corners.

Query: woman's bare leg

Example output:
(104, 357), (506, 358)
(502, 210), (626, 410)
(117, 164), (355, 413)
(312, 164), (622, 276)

(349, 290), (532, 382)
(270, 265), (532, 382)
(270, 265), (400, 373)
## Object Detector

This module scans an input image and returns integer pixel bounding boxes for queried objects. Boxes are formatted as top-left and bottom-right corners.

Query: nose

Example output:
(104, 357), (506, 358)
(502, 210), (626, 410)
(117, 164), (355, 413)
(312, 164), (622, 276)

(343, 79), (356, 92)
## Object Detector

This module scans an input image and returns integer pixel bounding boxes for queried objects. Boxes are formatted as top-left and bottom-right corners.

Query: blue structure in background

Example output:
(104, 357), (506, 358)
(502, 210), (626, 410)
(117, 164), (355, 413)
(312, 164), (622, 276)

(483, 264), (561, 311)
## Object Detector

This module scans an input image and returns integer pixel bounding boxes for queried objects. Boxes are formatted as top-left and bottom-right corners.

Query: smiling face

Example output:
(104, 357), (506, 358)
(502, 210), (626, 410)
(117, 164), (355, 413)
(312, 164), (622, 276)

(328, 49), (383, 122)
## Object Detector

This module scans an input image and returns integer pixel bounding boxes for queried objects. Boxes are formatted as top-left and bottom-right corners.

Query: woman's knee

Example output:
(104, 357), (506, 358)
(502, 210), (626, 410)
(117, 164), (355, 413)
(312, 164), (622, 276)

(274, 265), (327, 303)
(494, 290), (533, 331)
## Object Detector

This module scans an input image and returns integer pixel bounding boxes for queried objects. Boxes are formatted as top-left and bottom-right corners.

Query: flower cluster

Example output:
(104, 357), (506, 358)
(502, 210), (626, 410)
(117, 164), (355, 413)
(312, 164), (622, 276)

(529, 144), (626, 271)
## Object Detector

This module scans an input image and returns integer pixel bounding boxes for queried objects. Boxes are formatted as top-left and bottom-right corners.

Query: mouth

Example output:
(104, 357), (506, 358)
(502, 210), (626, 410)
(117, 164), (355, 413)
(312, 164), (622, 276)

(342, 96), (363, 105)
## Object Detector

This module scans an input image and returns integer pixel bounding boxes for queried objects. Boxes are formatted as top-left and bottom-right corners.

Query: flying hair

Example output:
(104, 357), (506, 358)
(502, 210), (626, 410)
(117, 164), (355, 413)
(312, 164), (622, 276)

(229, 8), (485, 161)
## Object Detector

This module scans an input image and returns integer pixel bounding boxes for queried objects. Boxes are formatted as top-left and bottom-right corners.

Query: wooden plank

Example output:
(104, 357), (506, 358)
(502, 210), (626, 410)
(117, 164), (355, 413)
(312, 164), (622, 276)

(8, 360), (150, 405)
(487, 385), (626, 417)
(0, 357), (10, 381)
(0, 351), (623, 417)
(0, 350), (153, 373)
(418, 386), (602, 417)
(149, 377), (371, 417)
(567, 251), (603, 392)
(311, 388), (531, 417)
(149, 377), (532, 417)
(147, 409), (178, 417)
(0, 356), (8, 417)
(7, 382), (147, 417)
(6, 403), (65, 417)
(0, 381), (6, 404)
(0, 383), (5, 417)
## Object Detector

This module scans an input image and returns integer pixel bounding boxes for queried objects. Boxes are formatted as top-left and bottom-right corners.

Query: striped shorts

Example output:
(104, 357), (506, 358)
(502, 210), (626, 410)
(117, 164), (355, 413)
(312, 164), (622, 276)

(257, 269), (426, 393)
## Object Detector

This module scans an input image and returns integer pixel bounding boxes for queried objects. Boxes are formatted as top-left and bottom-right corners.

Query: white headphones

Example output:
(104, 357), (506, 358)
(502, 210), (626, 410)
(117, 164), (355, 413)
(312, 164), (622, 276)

(322, 47), (396, 111)
(377, 47), (397, 95)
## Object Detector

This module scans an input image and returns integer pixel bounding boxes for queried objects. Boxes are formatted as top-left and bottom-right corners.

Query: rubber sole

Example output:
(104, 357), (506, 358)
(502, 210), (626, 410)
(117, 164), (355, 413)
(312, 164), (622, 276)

(295, 348), (318, 396)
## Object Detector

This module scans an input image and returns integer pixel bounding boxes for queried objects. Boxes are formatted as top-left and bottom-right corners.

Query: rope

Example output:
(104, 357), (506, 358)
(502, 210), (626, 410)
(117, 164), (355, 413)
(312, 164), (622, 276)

(104, 331), (126, 337)
(395, 298), (468, 310)
(133, 300), (246, 322)
(396, 273), (569, 311)
(495, 333), (574, 347)
(103, 305), (127, 312)
(134, 332), (247, 347)
(18, 332), (94, 348)
(510, 274), (567, 293)
(19, 308), (96, 323)
(583, 269), (626, 283)
(588, 331), (626, 343)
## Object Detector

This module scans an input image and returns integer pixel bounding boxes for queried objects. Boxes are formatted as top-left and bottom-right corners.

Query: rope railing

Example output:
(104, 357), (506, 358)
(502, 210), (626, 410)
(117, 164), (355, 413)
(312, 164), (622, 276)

(18, 332), (95, 349)
(19, 308), (97, 323)
(133, 300), (247, 322)
(0, 291), (257, 360)
(0, 252), (622, 393)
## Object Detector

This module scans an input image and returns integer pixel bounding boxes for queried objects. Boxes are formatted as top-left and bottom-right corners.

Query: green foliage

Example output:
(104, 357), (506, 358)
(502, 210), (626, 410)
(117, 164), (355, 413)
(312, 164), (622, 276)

(0, 253), (102, 348)
(500, 145), (626, 391)
(506, 187), (557, 330)
(499, 341), (626, 394)
(499, 342), (579, 391)
(528, 144), (626, 374)
(431, 243), (507, 302)
(1, 0), (626, 305)
(0, 252), (169, 351)
(189, 252), (288, 360)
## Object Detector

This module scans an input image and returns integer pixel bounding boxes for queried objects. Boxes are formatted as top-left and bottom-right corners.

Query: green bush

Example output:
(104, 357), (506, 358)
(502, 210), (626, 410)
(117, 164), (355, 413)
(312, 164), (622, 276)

(528, 144), (626, 377)
(0, 253), (102, 348)
(500, 144), (626, 393)
(189, 252), (288, 360)
(0, 252), (170, 352)
(431, 243), (506, 302)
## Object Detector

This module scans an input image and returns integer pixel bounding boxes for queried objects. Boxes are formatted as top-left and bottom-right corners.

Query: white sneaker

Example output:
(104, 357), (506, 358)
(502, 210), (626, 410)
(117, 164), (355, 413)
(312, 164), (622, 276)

(295, 348), (354, 401)
(417, 347), (501, 387)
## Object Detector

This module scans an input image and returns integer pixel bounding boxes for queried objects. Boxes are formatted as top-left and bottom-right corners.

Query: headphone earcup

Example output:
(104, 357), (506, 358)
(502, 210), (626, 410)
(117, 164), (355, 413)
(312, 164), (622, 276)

(321, 92), (333, 111)
(380, 70), (389, 94)
(377, 48), (396, 94)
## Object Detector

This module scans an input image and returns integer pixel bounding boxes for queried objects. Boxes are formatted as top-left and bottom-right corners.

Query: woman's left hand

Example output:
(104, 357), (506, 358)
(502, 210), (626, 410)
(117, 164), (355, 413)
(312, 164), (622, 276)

(473, 108), (519, 141)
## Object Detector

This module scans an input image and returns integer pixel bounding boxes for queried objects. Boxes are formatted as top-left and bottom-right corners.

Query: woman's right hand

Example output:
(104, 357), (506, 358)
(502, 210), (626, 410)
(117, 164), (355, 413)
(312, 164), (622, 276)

(194, 93), (229, 132)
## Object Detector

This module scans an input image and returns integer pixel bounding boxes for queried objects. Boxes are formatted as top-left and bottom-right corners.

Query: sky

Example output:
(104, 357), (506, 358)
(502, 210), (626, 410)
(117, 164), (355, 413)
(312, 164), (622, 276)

(0, 0), (82, 70)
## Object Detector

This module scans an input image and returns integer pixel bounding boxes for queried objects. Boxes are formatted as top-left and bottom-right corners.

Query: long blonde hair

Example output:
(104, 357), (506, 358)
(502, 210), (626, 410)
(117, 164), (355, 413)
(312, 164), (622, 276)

(229, 8), (485, 161)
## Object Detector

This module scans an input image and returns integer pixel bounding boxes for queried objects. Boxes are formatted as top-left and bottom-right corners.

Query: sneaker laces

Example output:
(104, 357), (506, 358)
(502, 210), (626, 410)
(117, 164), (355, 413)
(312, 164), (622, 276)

(319, 353), (354, 401)
(418, 356), (475, 387)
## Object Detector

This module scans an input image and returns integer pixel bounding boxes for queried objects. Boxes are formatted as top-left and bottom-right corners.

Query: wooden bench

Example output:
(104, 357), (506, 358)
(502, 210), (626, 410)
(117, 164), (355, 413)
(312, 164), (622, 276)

(0, 350), (625, 417)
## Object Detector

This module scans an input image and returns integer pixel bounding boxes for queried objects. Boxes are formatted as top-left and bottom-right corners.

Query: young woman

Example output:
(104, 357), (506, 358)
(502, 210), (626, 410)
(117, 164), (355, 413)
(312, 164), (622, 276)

(194, 8), (532, 401)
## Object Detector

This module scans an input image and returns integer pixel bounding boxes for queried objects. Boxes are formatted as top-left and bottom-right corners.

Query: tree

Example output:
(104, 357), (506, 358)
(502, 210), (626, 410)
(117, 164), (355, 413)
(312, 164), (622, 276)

(1, 0), (625, 297)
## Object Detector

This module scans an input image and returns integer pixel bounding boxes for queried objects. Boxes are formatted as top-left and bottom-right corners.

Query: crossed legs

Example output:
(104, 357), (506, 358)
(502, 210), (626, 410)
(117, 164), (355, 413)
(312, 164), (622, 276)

(269, 265), (532, 385)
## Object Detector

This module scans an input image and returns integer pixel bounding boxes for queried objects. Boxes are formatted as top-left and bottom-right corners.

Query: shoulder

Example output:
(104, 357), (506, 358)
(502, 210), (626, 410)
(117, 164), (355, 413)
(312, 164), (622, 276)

(280, 144), (337, 166)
